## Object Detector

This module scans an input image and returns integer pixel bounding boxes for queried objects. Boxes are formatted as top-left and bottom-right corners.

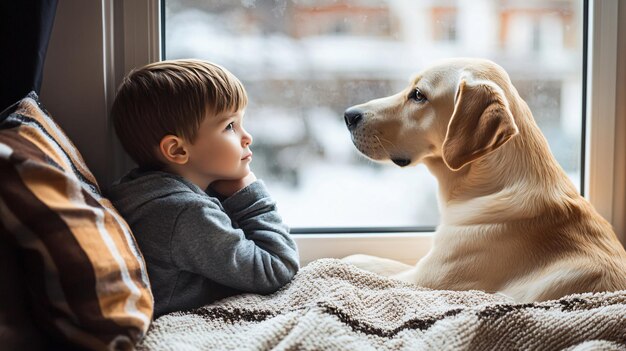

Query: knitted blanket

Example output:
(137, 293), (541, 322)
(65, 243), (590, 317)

(139, 259), (626, 350)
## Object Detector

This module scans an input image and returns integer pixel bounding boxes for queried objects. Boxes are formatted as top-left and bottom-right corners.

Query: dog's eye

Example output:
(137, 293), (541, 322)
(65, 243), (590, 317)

(408, 88), (427, 103)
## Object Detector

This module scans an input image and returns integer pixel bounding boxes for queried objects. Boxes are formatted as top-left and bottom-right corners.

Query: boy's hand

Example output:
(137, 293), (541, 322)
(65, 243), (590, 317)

(210, 172), (257, 197)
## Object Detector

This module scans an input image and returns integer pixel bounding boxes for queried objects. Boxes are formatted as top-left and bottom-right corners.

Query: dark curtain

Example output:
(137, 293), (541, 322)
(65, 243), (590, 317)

(0, 2), (60, 349)
(0, 0), (59, 116)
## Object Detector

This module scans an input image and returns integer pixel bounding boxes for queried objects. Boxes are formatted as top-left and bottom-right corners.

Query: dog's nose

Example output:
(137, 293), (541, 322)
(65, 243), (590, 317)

(344, 107), (364, 130)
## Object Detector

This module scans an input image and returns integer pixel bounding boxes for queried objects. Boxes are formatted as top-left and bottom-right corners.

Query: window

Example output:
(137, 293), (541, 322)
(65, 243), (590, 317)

(162, 0), (584, 233)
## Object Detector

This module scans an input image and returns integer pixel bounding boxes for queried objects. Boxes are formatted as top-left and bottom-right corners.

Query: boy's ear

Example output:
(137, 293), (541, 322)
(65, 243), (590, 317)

(159, 135), (189, 165)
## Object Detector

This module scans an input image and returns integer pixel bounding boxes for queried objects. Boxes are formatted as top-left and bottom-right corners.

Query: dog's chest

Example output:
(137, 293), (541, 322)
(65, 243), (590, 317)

(417, 226), (526, 291)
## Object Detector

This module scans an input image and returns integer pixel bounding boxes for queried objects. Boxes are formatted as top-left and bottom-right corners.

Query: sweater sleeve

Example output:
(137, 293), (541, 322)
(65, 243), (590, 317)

(170, 180), (299, 294)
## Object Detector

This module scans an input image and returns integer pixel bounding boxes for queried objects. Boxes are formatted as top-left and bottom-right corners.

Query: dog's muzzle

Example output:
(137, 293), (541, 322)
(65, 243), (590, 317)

(344, 105), (390, 161)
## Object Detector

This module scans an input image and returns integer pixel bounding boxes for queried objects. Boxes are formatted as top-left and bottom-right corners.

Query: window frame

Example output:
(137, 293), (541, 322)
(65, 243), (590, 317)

(107, 0), (625, 265)
(584, 0), (621, 228)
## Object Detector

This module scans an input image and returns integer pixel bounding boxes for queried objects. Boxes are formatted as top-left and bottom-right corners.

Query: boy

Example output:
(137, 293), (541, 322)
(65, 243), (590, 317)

(107, 59), (299, 318)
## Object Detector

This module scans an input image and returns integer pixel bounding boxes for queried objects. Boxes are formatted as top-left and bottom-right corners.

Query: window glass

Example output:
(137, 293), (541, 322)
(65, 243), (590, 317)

(164, 0), (583, 229)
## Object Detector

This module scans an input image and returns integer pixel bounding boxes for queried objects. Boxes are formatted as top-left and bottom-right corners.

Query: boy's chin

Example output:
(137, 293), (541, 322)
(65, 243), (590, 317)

(227, 168), (251, 180)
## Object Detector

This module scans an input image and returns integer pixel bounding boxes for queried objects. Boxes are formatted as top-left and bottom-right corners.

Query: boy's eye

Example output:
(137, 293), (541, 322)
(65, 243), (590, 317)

(225, 122), (235, 131)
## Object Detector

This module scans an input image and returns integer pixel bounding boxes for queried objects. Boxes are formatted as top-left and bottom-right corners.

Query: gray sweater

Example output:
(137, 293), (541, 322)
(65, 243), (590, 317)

(107, 169), (299, 318)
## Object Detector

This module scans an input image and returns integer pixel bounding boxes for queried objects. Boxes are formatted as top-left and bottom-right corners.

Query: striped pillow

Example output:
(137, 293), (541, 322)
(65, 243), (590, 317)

(0, 92), (153, 350)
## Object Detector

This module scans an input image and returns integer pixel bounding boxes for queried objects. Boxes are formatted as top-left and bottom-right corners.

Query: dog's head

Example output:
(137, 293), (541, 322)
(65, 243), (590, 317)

(344, 58), (519, 171)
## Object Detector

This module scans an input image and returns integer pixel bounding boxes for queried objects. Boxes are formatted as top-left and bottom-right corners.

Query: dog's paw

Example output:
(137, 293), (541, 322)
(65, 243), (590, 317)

(342, 254), (413, 277)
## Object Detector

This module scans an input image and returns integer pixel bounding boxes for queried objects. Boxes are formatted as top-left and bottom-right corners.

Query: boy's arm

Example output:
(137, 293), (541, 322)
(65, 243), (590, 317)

(171, 180), (299, 294)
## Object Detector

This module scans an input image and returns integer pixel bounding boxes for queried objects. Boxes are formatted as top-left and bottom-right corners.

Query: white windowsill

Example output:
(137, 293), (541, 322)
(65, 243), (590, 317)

(292, 232), (434, 266)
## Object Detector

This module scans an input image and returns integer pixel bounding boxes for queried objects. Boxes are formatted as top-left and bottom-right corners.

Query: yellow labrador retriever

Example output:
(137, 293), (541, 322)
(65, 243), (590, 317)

(342, 58), (626, 302)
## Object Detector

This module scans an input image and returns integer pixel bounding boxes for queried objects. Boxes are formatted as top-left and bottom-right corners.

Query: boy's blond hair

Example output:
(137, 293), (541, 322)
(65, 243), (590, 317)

(111, 59), (248, 168)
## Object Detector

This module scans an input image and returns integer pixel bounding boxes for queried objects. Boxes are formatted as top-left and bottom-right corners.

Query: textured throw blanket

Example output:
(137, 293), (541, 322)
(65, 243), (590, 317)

(139, 259), (626, 350)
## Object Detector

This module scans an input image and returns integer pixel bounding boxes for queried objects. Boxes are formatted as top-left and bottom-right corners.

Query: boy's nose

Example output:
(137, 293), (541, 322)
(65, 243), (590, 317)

(242, 130), (253, 147)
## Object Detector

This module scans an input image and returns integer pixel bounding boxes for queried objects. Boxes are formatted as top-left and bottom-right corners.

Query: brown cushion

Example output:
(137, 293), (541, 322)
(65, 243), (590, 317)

(0, 92), (153, 350)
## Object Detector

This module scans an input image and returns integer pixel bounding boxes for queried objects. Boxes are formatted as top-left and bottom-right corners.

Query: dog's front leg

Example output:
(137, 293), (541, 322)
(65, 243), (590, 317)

(390, 267), (422, 284)
(389, 256), (438, 287)
(341, 254), (414, 277)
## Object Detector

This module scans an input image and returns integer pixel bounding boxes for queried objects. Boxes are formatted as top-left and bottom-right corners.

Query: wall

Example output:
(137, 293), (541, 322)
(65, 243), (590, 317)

(40, 0), (112, 186)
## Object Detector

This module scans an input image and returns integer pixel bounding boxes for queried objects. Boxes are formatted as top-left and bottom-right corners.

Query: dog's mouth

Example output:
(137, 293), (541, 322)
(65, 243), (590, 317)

(392, 158), (411, 167)
(349, 130), (412, 166)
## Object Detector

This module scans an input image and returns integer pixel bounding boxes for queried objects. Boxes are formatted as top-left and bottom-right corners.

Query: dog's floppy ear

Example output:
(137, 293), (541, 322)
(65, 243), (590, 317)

(442, 78), (518, 171)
